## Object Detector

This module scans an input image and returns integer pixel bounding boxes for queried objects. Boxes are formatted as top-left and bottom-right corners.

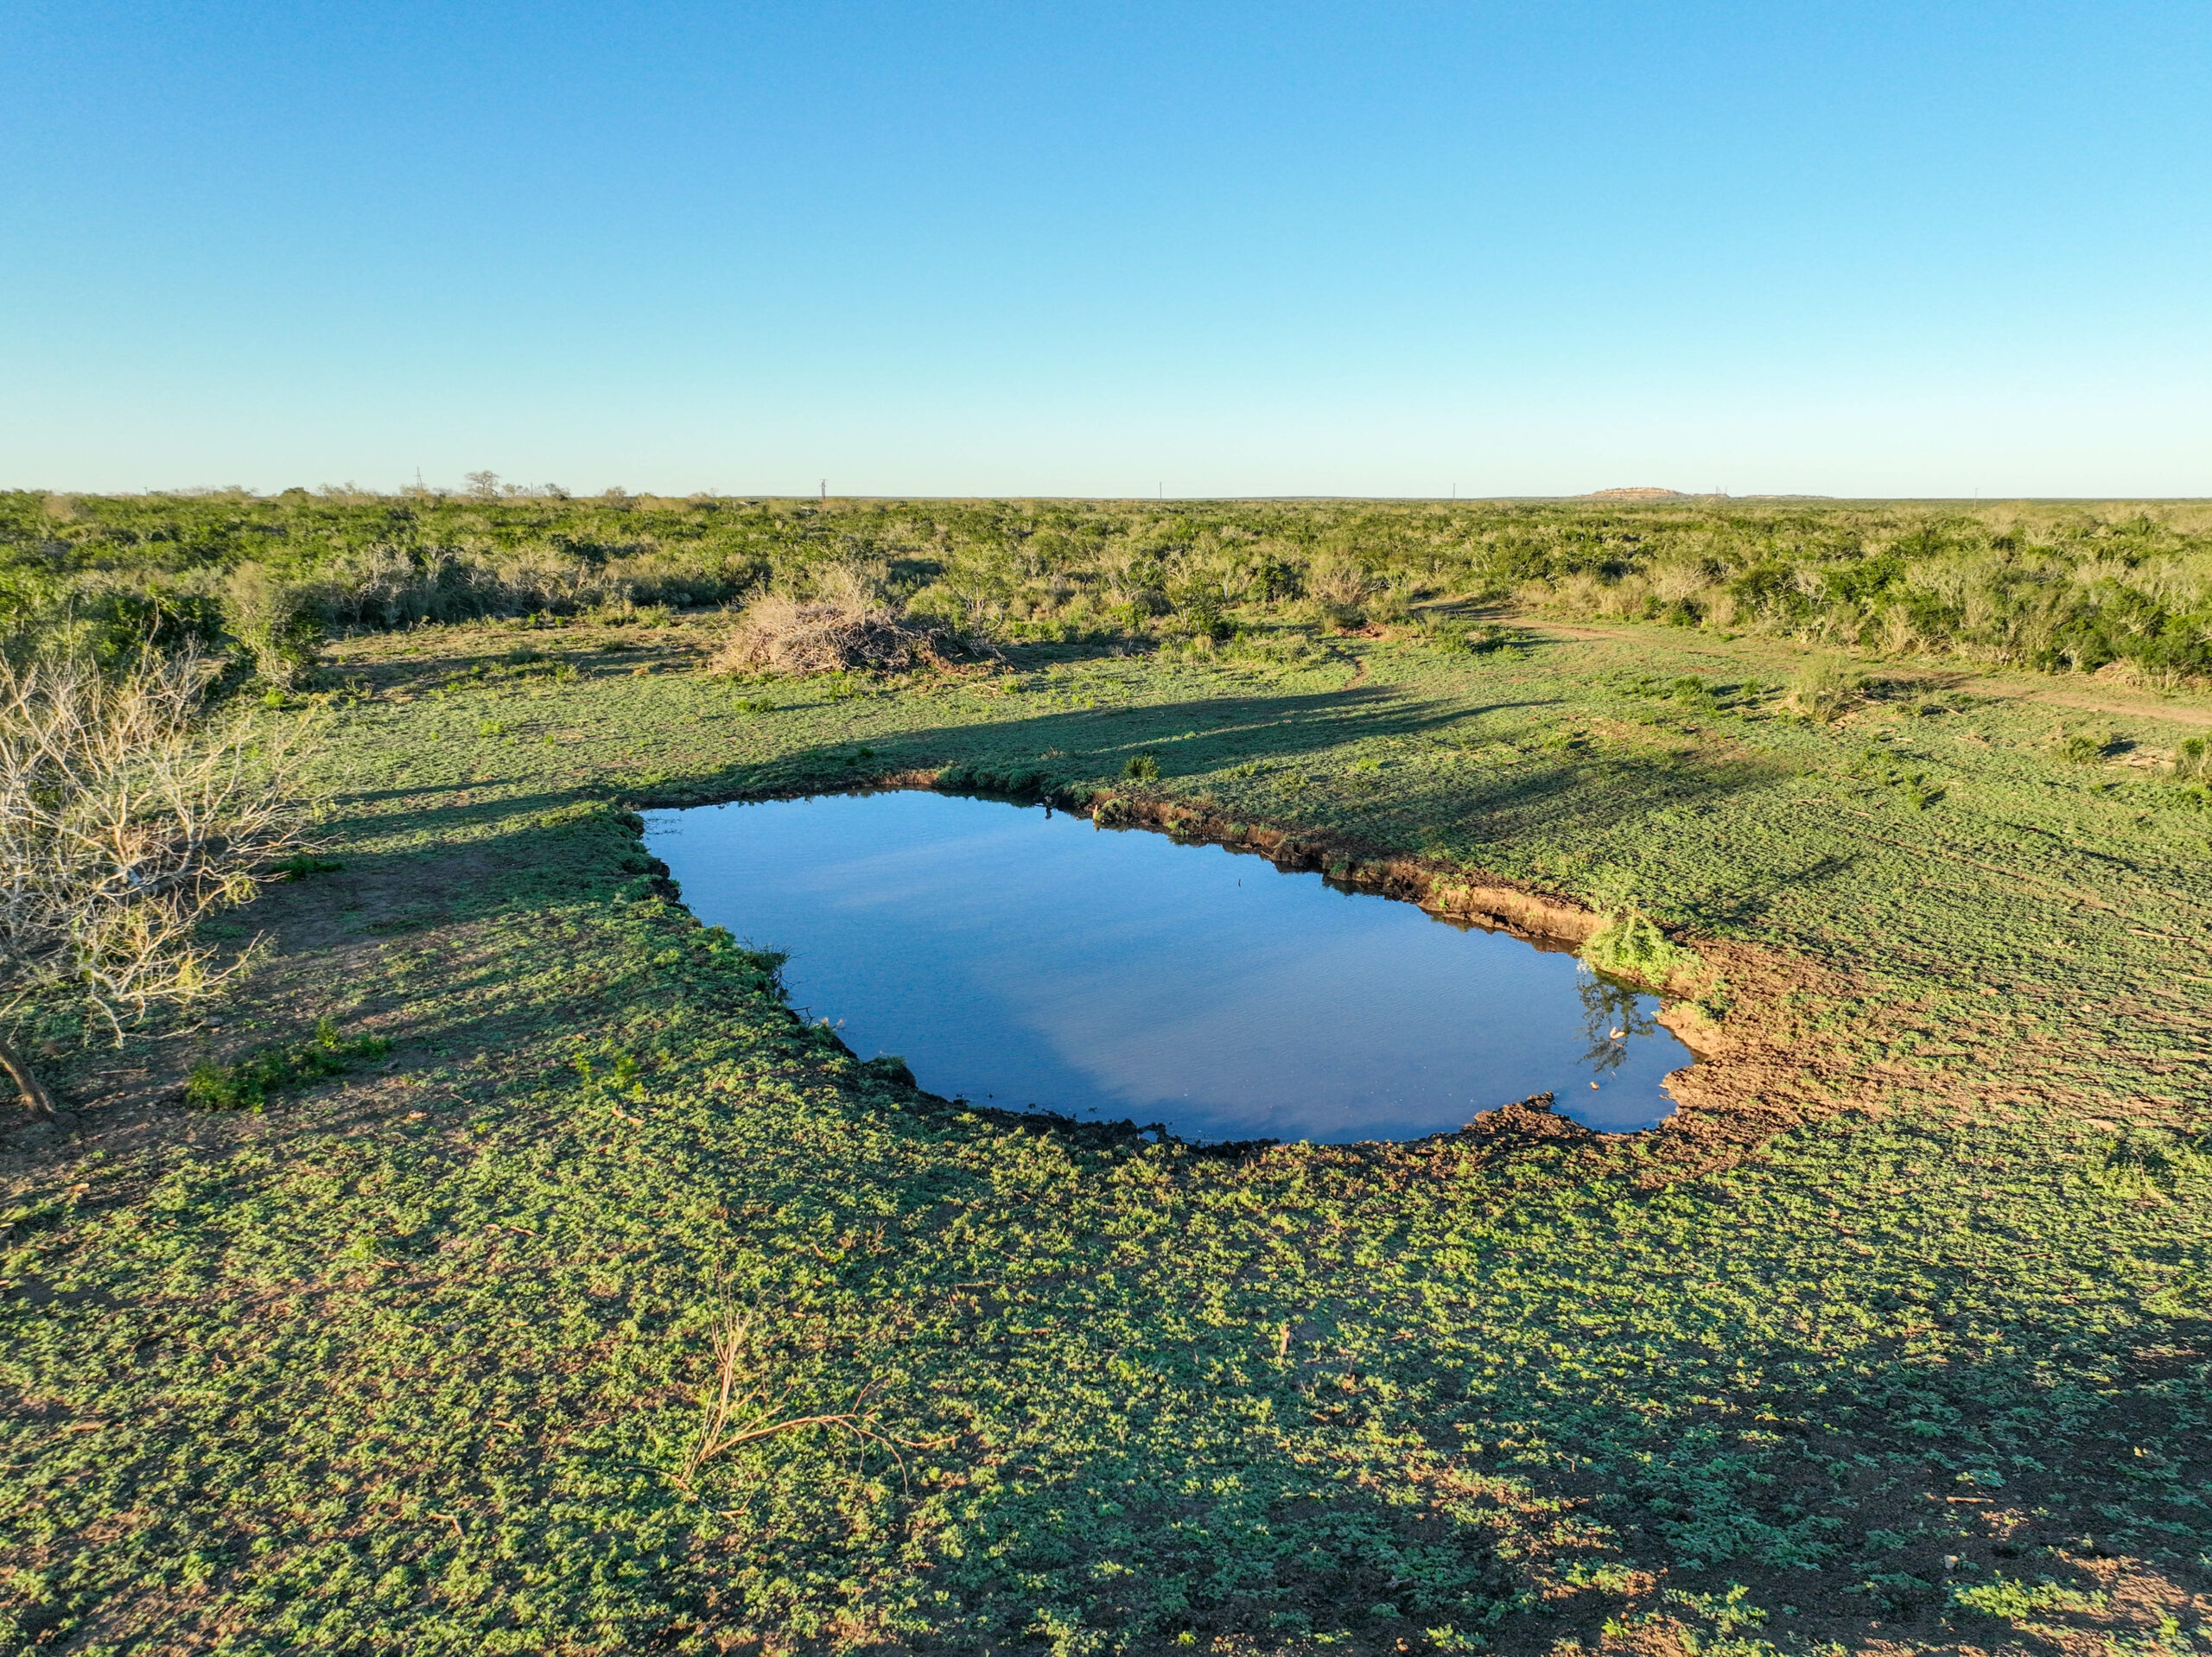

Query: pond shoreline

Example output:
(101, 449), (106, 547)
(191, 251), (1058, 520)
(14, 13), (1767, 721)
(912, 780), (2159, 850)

(647, 789), (1694, 1141)
(626, 767), (1814, 1157)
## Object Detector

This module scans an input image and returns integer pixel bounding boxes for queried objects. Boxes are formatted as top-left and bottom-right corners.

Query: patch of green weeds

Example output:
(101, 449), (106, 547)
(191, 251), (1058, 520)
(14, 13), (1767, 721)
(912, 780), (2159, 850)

(2051, 727), (2114, 765)
(2083, 1127), (2212, 1202)
(1948, 1574), (2107, 1620)
(1420, 616), (1519, 655)
(1581, 911), (1698, 987)
(1122, 750), (1160, 780)
(1847, 750), (1944, 809)
(183, 1017), (391, 1111)
(574, 1050), (645, 1106)
(1666, 675), (1723, 713)
(272, 854), (344, 880)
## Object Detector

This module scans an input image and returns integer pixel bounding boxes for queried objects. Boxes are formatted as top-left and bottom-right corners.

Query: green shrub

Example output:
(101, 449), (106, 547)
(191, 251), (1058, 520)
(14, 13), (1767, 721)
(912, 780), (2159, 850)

(2173, 735), (2209, 781)
(1580, 912), (1698, 988)
(1784, 658), (1862, 721)
(184, 1018), (391, 1111)
(1949, 1575), (2104, 1620)
(2051, 728), (2112, 765)
(859, 1055), (916, 1088)
(222, 562), (325, 688)
(1123, 751), (1160, 781)
(1669, 675), (1720, 712)
(1846, 750), (1943, 809)
(1421, 617), (1517, 655)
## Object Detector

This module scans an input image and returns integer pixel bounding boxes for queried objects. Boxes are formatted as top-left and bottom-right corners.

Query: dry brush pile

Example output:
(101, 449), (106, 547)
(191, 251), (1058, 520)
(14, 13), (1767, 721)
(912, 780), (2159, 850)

(709, 569), (979, 676)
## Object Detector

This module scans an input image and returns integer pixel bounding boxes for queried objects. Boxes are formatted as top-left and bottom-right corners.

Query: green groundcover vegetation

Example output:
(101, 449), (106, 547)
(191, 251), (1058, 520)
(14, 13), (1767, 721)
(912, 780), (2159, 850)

(3, 503), (2210, 1654)
(9, 489), (2212, 683)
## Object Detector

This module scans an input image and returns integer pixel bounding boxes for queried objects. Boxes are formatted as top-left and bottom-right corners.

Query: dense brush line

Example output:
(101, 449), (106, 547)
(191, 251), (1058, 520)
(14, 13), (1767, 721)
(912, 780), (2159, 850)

(5, 489), (2210, 682)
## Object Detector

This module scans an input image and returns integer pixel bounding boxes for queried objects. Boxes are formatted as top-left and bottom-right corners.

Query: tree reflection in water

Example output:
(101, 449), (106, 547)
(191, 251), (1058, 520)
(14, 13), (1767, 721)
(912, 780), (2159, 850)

(1576, 966), (1656, 1078)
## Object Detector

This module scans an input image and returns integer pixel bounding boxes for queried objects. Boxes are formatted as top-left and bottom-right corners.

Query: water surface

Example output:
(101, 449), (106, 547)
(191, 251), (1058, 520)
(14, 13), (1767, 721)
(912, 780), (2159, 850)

(646, 790), (1688, 1141)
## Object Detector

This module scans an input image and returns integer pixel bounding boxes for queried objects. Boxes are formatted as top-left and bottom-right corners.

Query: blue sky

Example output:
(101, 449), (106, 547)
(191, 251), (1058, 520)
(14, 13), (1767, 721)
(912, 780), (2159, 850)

(3, 1), (2207, 497)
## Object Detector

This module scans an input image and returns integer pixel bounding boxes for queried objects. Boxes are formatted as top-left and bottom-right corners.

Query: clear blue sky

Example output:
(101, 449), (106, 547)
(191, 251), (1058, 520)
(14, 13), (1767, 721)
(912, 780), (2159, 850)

(3, 1), (2207, 498)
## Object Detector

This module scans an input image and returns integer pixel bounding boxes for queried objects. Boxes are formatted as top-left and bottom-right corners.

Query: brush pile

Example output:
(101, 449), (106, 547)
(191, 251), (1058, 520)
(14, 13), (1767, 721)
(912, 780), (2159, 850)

(711, 587), (964, 676)
(709, 563), (980, 676)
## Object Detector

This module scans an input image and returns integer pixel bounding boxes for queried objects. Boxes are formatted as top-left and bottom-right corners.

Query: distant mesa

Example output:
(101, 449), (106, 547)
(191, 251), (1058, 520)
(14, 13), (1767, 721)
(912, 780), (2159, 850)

(1581, 486), (1690, 500)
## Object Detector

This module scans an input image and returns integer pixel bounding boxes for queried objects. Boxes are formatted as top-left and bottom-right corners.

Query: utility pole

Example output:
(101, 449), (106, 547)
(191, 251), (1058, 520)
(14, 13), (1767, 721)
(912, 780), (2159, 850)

(820, 479), (827, 505)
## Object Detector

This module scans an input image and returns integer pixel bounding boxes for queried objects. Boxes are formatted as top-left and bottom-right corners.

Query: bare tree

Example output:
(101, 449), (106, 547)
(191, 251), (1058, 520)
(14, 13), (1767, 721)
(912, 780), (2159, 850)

(0, 651), (315, 1117)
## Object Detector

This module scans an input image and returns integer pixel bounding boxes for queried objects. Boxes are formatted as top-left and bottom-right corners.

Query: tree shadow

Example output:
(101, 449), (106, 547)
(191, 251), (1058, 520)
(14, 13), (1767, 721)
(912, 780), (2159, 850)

(620, 686), (1792, 870)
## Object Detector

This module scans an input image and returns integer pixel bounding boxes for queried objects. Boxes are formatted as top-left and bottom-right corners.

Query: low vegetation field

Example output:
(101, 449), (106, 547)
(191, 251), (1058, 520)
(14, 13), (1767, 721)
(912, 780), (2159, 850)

(3, 497), (2210, 1655)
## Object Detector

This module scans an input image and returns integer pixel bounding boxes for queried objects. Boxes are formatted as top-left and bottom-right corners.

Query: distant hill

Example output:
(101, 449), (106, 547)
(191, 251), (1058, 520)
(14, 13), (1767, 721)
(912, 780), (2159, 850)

(1581, 486), (1690, 500)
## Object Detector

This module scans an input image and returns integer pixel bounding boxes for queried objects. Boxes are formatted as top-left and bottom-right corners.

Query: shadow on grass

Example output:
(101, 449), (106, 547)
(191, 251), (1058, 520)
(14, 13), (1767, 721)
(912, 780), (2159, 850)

(598, 686), (1795, 860)
(38, 709), (2194, 1656)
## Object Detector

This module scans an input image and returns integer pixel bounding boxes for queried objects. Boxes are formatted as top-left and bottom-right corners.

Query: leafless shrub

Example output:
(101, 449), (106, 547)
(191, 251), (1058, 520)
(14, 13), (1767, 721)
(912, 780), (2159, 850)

(0, 651), (315, 1115)
(1306, 556), (1376, 611)
(1648, 562), (1716, 609)
(709, 568), (968, 676)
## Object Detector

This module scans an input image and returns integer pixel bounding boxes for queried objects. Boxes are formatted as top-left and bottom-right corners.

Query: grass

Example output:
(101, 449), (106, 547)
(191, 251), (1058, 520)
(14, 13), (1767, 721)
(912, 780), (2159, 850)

(2, 606), (2209, 1654)
(181, 1017), (391, 1111)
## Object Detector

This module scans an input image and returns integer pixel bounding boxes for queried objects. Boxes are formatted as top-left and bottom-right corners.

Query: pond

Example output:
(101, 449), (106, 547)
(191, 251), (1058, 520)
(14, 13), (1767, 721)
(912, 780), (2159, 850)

(645, 790), (1690, 1143)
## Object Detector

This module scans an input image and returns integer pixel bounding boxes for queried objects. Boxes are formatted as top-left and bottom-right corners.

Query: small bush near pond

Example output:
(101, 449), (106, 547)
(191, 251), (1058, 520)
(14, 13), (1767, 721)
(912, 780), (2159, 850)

(185, 1018), (391, 1111)
(1580, 911), (1698, 989)
(1123, 751), (1160, 780)
(859, 1054), (915, 1088)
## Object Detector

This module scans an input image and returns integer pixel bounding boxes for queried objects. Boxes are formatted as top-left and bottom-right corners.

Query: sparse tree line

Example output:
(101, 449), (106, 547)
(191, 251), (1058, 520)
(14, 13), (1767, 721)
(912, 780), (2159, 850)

(9, 489), (2212, 683)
